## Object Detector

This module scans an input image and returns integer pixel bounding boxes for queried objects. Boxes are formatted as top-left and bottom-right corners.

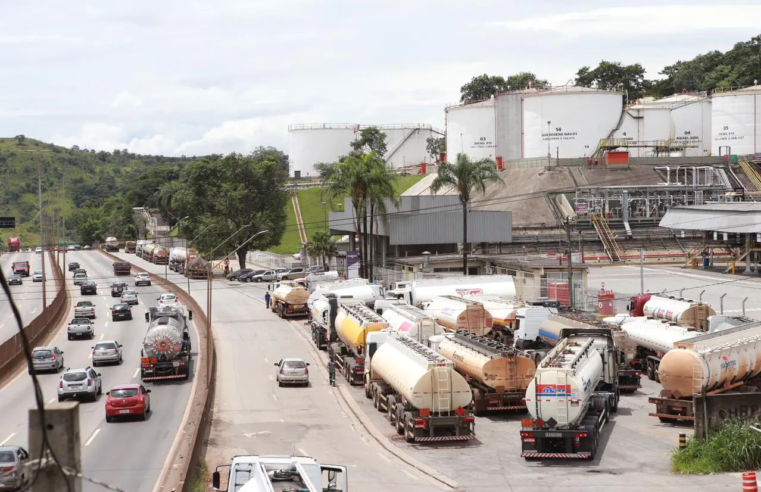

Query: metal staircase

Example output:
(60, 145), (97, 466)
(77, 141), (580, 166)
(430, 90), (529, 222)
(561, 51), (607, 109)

(591, 213), (623, 262)
(384, 128), (419, 165)
(739, 158), (761, 192)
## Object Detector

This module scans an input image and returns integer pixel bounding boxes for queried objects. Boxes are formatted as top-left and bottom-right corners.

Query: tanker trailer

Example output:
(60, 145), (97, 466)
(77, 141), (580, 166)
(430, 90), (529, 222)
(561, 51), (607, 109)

(422, 296), (493, 336)
(125, 241), (136, 254)
(104, 236), (120, 252)
(432, 331), (535, 415)
(364, 331), (475, 443)
(521, 328), (620, 460)
(627, 294), (715, 330)
(153, 245), (169, 265)
(271, 281), (311, 318)
(380, 303), (438, 343)
(650, 320), (761, 423)
(330, 302), (388, 385)
(140, 306), (193, 382)
(169, 247), (187, 271)
(388, 275), (516, 306)
(142, 242), (157, 262)
(465, 295), (525, 344)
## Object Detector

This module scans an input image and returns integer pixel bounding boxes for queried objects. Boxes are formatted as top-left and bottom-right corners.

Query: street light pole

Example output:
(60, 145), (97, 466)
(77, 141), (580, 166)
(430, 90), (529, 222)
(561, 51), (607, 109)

(26, 149), (52, 311)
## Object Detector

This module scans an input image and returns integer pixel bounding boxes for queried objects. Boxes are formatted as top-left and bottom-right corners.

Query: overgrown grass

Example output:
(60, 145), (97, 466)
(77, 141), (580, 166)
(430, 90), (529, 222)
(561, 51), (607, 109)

(672, 420), (761, 474)
(268, 174), (425, 254)
(187, 461), (210, 492)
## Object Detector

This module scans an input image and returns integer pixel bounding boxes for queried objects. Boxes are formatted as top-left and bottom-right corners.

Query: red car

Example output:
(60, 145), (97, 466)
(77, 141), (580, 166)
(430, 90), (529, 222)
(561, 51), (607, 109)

(105, 384), (151, 422)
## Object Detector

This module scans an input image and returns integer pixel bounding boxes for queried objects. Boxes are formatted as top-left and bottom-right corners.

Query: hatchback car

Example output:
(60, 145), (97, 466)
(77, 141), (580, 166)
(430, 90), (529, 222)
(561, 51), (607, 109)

(8, 274), (22, 286)
(111, 303), (132, 321)
(68, 262), (80, 272)
(35, 247), (42, 254)
(134, 272), (151, 286)
(226, 268), (253, 281)
(31, 346), (64, 373)
(32, 270), (43, 282)
(81, 280), (98, 295)
(274, 358), (310, 387)
(58, 367), (102, 402)
(83, 245), (91, 250)
(73, 272), (88, 285)
(111, 281), (126, 297)
(239, 270), (267, 282)
(0, 445), (29, 491)
(121, 290), (139, 305)
(157, 293), (179, 307)
(92, 341), (123, 366)
(105, 384), (151, 422)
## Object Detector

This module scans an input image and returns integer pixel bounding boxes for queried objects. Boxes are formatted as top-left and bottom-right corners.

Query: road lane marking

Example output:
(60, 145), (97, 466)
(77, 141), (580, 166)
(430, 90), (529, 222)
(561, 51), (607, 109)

(272, 394), (277, 401)
(88, 351), (93, 359)
(133, 368), (140, 378)
(280, 418), (284, 422)
(297, 447), (308, 456)
(268, 375), (273, 381)
(0, 324), (4, 330)
(264, 358), (268, 363)
(104, 322), (109, 328)
(402, 470), (418, 480)
(99, 333), (104, 340)
(31, 307), (37, 314)
(377, 453), (392, 463)
(0, 433), (16, 446)
(103, 296), (107, 301)
(84, 428), (101, 446)
(48, 398), (55, 404)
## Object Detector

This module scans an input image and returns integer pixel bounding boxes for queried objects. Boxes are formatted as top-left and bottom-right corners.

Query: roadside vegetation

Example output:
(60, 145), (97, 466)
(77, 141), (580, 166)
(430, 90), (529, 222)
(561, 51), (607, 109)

(672, 421), (761, 474)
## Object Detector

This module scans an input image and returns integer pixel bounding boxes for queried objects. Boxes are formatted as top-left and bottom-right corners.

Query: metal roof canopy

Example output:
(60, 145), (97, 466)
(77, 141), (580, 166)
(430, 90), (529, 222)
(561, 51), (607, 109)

(659, 203), (761, 233)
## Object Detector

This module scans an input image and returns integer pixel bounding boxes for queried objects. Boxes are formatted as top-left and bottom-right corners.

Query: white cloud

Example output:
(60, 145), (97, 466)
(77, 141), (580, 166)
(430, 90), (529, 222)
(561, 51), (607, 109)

(491, 5), (761, 35)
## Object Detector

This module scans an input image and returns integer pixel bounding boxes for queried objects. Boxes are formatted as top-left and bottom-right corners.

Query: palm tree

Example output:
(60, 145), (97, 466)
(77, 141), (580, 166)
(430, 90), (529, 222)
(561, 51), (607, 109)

(365, 159), (399, 280)
(306, 231), (337, 268)
(430, 153), (503, 276)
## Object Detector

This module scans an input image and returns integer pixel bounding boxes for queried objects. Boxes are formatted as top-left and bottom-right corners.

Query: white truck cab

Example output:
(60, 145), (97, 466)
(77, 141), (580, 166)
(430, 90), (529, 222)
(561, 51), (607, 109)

(213, 455), (348, 492)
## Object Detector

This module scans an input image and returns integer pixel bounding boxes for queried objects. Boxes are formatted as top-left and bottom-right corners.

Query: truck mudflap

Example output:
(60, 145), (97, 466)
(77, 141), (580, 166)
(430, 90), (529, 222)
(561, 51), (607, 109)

(619, 384), (641, 391)
(415, 435), (475, 442)
(488, 404), (527, 411)
(141, 360), (190, 381)
(521, 452), (592, 459)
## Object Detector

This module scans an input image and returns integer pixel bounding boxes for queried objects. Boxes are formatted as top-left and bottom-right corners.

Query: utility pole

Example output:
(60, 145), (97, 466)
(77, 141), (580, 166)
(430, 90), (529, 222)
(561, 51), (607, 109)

(566, 217), (574, 309)
(640, 247), (645, 294)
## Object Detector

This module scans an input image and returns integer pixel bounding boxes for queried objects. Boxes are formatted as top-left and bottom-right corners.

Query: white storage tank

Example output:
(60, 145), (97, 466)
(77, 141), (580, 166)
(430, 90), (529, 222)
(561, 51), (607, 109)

(445, 99), (496, 161)
(495, 86), (624, 161)
(712, 86), (761, 155)
(288, 124), (357, 178)
(381, 124), (443, 169)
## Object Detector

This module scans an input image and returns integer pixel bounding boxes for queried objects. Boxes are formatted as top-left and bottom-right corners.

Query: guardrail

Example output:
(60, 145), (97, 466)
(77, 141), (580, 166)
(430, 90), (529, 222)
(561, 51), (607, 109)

(0, 250), (69, 385)
(96, 249), (214, 492)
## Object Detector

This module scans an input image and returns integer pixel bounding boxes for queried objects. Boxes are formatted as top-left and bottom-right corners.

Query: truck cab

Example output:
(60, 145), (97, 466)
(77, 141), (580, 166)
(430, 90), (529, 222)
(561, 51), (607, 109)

(213, 455), (348, 492)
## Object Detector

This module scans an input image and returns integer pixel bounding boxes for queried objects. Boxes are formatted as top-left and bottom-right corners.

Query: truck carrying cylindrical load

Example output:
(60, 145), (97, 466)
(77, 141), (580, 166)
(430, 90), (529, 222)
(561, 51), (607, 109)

(141, 242), (156, 261)
(628, 294), (715, 329)
(432, 331), (535, 415)
(135, 240), (147, 256)
(521, 328), (620, 460)
(388, 275), (516, 307)
(465, 295), (524, 343)
(649, 320), (761, 423)
(365, 331), (475, 443)
(152, 245), (169, 265)
(423, 295), (493, 336)
(184, 255), (208, 279)
(330, 302), (388, 385)
(103, 236), (119, 252)
(271, 281), (311, 318)
(125, 241), (136, 254)
(311, 280), (385, 306)
(169, 247), (186, 271)
(303, 271), (340, 291)
(380, 303), (438, 343)
(141, 306), (192, 382)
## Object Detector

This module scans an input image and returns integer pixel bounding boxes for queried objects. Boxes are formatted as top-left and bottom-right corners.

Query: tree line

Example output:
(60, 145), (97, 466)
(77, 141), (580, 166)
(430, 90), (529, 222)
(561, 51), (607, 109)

(460, 34), (761, 104)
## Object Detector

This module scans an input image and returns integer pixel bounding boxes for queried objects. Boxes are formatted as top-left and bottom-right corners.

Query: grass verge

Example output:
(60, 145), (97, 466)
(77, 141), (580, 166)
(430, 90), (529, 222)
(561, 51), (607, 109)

(672, 420), (761, 474)
(187, 462), (210, 492)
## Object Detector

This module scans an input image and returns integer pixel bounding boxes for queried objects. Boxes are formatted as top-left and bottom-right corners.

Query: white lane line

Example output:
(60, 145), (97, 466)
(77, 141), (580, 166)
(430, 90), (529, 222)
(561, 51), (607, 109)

(402, 470), (418, 481)
(104, 322), (109, 328)
(0, 324), (4, 330)
(48, 398), (55, 404)
(99, 333), (104, 340)
(31, 307), (37, 314)
(264, 358), (268, 363)
(272, 394), (278, 401)
(0, 433), (16, 446)
(268, 375), (273, 381)
(297, 447), (308, 456)
(84, 428), (101, 446)
(140, 301), (144, 305)
(280, 418), (284, 422)
(133, 367), (140, 378)
(103, 296), (107, 301)
(88, 351), (93, 359)
(377, 453), (392, 463)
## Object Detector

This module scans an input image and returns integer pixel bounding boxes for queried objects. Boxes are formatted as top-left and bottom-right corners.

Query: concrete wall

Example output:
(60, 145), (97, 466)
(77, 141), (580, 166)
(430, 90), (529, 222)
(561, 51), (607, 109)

(695, 392), (761, 438)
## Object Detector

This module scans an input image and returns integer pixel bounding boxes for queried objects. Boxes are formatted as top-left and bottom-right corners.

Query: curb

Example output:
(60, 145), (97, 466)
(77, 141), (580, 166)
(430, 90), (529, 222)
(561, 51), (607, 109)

(96, 249), (213, 492)
(288, 320), (461, 490)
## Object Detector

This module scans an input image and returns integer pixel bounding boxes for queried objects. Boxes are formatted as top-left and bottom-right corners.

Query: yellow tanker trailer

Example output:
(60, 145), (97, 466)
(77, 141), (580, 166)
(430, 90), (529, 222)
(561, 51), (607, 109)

(329, 302), (388, 385)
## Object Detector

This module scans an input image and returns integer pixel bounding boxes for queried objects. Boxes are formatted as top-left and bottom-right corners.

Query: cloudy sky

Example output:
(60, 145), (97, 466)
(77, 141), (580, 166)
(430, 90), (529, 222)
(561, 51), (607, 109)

(1, 1), (759, 156)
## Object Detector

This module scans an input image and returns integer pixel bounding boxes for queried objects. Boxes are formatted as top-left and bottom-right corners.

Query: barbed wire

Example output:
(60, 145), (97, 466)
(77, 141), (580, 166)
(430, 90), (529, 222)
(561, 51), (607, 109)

(17, 454), (132, 492)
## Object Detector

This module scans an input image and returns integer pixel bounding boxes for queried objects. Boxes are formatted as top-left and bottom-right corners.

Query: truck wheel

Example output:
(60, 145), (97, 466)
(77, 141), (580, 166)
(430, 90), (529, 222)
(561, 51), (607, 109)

(404, 415), (415, 443)
(611, 393), (619, 413)
(364, 381), (372, 399)
(654, 369), (661, 383)
(395, 409), (405, 435)
(373, 390), (381, 411)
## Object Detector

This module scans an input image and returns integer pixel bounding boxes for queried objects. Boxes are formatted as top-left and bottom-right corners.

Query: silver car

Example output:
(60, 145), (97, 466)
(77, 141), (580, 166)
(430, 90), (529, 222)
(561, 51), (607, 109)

(274, 358), (310, 387)
(58, 367), (102, 402)
(121, 290), (139, 305)
(0, 446), (29, 491)
(31, 346), (64, 373)
(67, 318), (95, 340)
(91, 341), (123, 367)
(73, 272), (88, 285)
(32, 270), (43, 282)
(262, 268), (288, 282)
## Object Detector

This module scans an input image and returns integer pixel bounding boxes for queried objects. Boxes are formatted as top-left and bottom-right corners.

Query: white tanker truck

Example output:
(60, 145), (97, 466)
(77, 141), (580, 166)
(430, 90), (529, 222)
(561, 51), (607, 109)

(422, 296), (493, 336)
(328, 302), (388, 385)
(388, 275), (516, 306)
(141, 306), (193, 382)
(520, 328), (620, 460)
(364, 331), (475, 443)
(431, 331), (536, 415)
(169, 247), (187, 272)
(627, 294), (716, 330)
(270, 281), (311, 318)
(649, 320), (761, 423)
(380, 303), (438, 343)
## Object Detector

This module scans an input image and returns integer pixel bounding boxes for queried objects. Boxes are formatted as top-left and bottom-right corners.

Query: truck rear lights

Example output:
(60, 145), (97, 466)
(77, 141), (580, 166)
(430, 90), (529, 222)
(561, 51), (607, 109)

(413, 418), (428, 428)
(419, 408), (431, 417)
(520, 432), (535, 438)
(574, 433), (588, 438)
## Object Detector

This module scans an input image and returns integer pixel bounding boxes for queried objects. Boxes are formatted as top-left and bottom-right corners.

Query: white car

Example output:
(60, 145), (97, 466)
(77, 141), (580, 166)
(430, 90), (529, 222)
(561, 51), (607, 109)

(35, 247), (42, 254)
(32, 270), (44, 282)
(135, 272), (151, 286)
(157, 293), (179, 307)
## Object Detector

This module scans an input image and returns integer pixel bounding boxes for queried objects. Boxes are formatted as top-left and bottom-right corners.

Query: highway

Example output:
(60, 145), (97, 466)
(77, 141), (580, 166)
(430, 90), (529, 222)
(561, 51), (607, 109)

(0, 251), (56, 344)
(111, 251), (446, 492)
(0, 251), (197, 492)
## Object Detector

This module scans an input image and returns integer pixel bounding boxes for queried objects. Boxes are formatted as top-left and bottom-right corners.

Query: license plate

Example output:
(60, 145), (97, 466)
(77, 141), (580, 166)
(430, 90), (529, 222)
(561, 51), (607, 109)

(545, 432), (563, 438)
(119, 410), (130, 414)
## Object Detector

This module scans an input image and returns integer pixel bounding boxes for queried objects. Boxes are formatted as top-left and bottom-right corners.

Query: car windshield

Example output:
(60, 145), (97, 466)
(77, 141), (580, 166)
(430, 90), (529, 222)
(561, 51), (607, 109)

(113, 304), (128, 310)
(283, 360), (307, 368)
(63, 372), (87, 382)
(34, 271), (42, 275)
(72, 318), (89, 324)
(95, 343), (116, 350)
(33, 350), (51, 359)
(123, 292), (135, 297)
(75, 273), (86, 278)
(9, 275), (19, 279)
(0, 451), (14, 462)
(162, 295), (176, 300)
(253, 270), (265, 275)
(84, 281), (96, 286)
(110, 389), (138, 398)
(77, 302), (93, 307)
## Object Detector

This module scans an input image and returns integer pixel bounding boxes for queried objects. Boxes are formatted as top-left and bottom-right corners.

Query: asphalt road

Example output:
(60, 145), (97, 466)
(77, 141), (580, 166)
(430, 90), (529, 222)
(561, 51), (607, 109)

(0, 251), (197, 492)
(0, 251), (56, 344)
(111, 251), (446, 492)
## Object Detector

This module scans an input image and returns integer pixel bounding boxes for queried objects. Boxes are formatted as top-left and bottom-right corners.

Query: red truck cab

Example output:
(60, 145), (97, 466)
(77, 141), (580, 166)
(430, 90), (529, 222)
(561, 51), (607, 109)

(627, 294), (651, 316)
(12, 261), (30, 276)
(7, 237), (20, 252)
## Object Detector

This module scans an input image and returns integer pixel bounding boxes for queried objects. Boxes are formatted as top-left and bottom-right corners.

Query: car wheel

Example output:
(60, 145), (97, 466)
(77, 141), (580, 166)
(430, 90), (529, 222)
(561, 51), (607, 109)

(98, 385), (102, 395)
(92, 361), (98, 367)
(67, 335), (72, 341)
(119, 356), (123, 364)
(57, 395), (64, 402)
(256, 278), (262, 282)
(140, 408), (147, 421)
(278, 381), (283, 387)
(106, 416), (113, 423)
